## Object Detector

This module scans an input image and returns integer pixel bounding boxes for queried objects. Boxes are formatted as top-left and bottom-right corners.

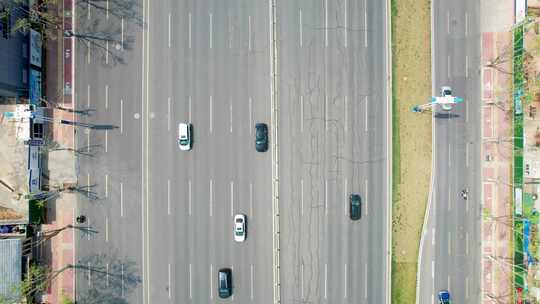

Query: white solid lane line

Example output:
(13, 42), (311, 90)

(105, 130), (108, 152)
(431, 260), (435, 278)
(105, 216), (109, 242)
(106, 41), (109, 64)
(189, 13), (192, 49)
(465, 13), (469, 36)
(168, 13), (171, 48)
(365, 179), (369, 215)
(168, 263), (171, 299)
(121, 17), (124, 50)
(230, 103), (233, 133)
(448, 232), (451, 255)
(432, 228), (435, 245)
(466, 232), (469, 255)
(87, 84), (91, 108)
(301, 263), (304, 299)
(325, 95), (328, 131)
(365, 96), (369, 132)
(87, 216), (91, 241)
(465, 55), (469, 79)
(324, 263), (328, 299)
(447, 11), (450, 34)
(344, 0), (347, 47)
(189, 264), (192, 299)
(106, 0), (109, 19)
(87, 41), (91, 64)
(87, 173), (91, 197)
(121, 263), (125, 298)
(105, 174), (109, 198)
(105, 84), (109, 109)
(250, 264), (254, 300)
(106, 263), (110, 287)
(325, 179), (328, 215)
(209, 13), (213, 49)
(87, 130), (90, 153)
(325, 0), (328, 47)
(447, 188), (452, 211)
(248, 16), (252, 51)
(210, 264), (213, 299)
(88, 262), (91, 285)
(344, 263), (347, 298)
(364, 1), (368, 47)
(299, 10), (303, 47)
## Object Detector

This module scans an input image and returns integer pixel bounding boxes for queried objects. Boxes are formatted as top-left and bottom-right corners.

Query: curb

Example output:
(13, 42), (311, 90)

(415, 0), (436, 302)
(385, 0), (393, 303)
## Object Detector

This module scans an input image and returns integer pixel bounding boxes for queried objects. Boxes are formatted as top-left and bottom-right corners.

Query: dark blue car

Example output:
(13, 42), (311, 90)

(438, 290), (450, 304)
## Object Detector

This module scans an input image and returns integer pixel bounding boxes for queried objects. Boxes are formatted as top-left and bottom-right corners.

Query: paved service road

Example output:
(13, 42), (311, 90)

(277, 0), (390, 303)
(73, 1), (145, 303)
(417, 0), (482, 303)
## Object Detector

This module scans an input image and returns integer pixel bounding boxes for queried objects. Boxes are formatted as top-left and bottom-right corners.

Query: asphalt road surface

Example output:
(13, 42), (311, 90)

(417, 0), (482, 303)
(72, 0), (390, 303)
(277, 0), (390, 303)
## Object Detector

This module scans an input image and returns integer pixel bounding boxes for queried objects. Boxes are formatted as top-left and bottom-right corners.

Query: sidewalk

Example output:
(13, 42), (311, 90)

(480, 0), (515, 302)
(40, 0), (77, 302)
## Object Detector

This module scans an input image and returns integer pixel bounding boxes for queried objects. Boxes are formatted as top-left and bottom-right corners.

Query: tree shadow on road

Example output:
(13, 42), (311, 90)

(434, 112), (460, 119)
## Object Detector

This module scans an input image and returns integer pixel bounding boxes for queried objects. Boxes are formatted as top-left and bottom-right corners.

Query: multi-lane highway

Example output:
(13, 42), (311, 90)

(72, 0), (390, 303)
(277, 1), (390, 303)
(417, 0), (482, 303)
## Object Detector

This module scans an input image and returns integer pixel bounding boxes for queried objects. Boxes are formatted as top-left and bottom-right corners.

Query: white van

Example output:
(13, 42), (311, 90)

(178, 123), (192, 151)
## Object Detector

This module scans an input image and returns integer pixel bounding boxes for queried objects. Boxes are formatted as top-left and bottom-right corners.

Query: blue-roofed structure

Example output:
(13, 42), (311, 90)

(0, 239), (22, 302)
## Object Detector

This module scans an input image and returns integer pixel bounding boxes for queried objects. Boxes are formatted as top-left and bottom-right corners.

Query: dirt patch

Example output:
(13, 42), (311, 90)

(0, 205), (23, 220)
(391, 0), (432, 303)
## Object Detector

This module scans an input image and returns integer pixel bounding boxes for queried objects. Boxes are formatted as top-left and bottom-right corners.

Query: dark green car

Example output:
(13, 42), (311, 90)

(218, 268), (232, 298)
(349, 194), (361, 220)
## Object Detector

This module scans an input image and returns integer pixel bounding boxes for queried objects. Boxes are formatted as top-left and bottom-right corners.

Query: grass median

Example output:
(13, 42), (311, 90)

(391, 0), (432, 303)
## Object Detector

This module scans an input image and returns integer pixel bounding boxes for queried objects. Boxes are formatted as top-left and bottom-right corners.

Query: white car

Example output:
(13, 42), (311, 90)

(440, 86), (453, 111)
(178, 123), (192, 151)
(234, 214), (246, 242)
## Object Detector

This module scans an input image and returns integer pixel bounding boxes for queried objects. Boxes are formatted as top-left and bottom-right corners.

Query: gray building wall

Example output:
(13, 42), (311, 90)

(0, 0), (29, 99)
(0, 239), (22, 301)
